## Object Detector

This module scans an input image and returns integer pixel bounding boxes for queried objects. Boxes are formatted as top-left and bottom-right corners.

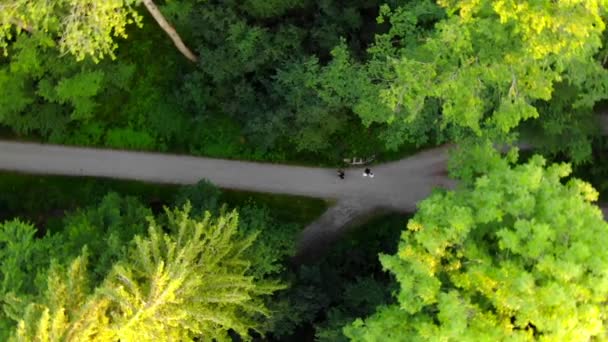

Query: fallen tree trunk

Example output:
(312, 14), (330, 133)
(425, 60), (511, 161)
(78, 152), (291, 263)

(141, 0), (198, 63)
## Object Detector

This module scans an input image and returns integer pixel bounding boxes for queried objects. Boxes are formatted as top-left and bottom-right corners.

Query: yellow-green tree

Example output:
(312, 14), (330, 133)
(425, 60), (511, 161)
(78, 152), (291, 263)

(0, 0), (197, 62)
(9, 205), (284, 341)
(345, 152), (608, 341)
(346, 0), (608, 149)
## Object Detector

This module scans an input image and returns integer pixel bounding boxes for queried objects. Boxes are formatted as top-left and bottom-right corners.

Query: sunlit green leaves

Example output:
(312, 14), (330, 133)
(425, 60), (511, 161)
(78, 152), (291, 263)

(7, 204), (284, 341)
(342, 0), (608, 148)
(0, 70), (32, 121)
(55, 70), (104, 119)
(0, 0), (142, 62)
(346, 153), (608, 340)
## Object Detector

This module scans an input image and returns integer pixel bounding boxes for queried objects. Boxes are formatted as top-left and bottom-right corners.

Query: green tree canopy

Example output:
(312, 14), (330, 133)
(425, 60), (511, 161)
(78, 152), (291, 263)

(6, 204), (284, 341)
(345, 152), (608, 341)
(0, 0), (197, 62)
(0, 0), (141, 61)
(312, 0), (608, 150)
(0, 193), (150, 339)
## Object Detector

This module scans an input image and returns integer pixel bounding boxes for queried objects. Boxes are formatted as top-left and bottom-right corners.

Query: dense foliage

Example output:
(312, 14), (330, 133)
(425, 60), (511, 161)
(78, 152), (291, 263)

(0, 195), (295, 340)
(3, 0), (608, 340)
(345, 150), (608, 340)
(2, 0), (607, 162)
(266, 214), (405, 341)
(0, 0), (430, 162)
(12, 206), (284, 341)
(0, 0), (141, 61)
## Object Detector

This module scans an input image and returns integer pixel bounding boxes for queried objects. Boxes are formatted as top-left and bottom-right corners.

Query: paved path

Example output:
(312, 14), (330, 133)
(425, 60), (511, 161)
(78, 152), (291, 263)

(293, 198), (380, 264)
(0, 141), (457, 260)
(0, 141), (453, 210)
(1, 140), (604, 262)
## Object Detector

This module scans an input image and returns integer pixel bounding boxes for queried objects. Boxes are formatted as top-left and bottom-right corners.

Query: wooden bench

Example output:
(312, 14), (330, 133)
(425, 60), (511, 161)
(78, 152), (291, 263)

(342, 155), (375, 166)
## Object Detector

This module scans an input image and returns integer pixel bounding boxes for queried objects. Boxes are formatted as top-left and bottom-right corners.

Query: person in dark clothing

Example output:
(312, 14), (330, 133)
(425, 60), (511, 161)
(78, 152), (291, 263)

(338, 169), (345, 179)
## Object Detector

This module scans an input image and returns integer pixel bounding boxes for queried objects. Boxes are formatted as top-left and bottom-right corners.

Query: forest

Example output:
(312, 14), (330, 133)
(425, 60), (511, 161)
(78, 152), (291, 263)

(1, 0), (608, 341)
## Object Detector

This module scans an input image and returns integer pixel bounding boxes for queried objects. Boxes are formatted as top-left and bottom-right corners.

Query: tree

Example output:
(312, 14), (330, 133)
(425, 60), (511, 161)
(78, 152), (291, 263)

(264, 214), (404, 340)
(0, 0), (197, 62)
(0, 219), (48, 297)
(8, 204), (284, 341)
(0, 193), (150, 339)
(47, 193), (151, 280)
(0, 32), (137, 141)
(178, 0), (389, 159)
(345, 152), (608, 340)
(173, 179), (222, 217)
(315, 0), (608, 150)
(518, 81), (601, 164)
(0, 219), (52, 340)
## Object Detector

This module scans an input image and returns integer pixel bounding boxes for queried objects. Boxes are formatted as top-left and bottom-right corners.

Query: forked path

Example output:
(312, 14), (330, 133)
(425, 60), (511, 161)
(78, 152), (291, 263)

(0, 141), (456, 259)
(1, 141), (603, 262)
(0, 141), (453, 209)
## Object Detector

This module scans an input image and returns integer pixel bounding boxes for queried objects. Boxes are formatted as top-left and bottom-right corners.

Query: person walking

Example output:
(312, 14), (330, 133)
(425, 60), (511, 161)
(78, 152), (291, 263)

(337, 169), (345, 179)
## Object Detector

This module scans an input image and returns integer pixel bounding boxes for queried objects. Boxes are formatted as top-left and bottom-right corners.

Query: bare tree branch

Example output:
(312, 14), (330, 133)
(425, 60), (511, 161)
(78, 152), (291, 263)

(141, 0), (198, 63)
